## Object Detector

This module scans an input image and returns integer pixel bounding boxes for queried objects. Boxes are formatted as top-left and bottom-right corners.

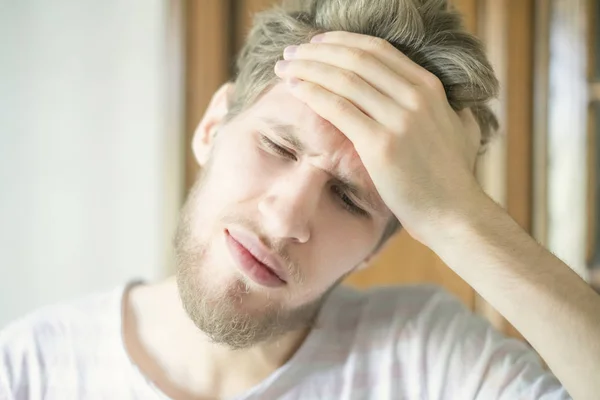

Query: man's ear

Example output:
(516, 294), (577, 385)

(192, 82), (235, 166)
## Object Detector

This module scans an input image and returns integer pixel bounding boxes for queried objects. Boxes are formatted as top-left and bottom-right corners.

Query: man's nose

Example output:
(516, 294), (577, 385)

(258, 171), (322, 244)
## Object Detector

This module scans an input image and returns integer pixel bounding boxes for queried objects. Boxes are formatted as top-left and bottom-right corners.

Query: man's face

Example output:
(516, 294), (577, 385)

(175, 83), (391, 349)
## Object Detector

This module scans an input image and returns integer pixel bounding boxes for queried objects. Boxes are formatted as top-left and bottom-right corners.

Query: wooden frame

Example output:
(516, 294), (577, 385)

(451, 0), (478, 33)
(505, 0), (535, 233)
(184, 0), (233, 190)
(532, 0), (551, 246)
(588, 0), (600, 289)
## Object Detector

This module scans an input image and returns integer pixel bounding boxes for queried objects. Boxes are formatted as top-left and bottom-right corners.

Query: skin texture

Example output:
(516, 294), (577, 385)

(124, 31), (600, 399)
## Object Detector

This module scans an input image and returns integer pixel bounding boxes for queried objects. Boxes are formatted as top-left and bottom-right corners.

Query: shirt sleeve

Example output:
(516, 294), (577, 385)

(412, 288), (571, 400)
(0, 314), (57, 400)
(0, 351), (15, 400)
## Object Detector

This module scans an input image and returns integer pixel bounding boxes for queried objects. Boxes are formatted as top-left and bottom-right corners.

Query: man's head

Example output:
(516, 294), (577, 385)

(175, 0), (499, 350)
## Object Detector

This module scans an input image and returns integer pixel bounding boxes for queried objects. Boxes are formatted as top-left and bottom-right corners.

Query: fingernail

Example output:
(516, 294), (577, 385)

(311, 33), (325, 43)
(284, 45), (298, 59)
(275, 60), (290, 72)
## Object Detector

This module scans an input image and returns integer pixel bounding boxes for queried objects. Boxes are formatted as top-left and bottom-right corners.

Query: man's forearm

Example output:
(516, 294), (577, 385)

(430, 191), (600, 400)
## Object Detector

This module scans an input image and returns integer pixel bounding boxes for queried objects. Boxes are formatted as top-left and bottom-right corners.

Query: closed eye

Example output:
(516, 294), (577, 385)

(332, 186), (369, 217)
(260, 135), (297, 160)
(260, 134), (369, 217)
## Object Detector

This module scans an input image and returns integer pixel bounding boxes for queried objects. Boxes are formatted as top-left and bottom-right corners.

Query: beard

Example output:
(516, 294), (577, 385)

(173, 169), (340, 350)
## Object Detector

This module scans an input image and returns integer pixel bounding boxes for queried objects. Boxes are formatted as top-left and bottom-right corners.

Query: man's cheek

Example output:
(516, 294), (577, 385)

(210, 152), (264, 196)
(294, 265), (336, 301)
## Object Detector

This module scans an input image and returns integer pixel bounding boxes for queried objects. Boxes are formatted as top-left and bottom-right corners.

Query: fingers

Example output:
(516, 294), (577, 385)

(273, 31), (467, 163)
(311, 31), (445, 96)
(275, 58), (398, 124)
(282, 42), (418, 109)
(283, 79), (383, 152)
(280, 31), (449, 116)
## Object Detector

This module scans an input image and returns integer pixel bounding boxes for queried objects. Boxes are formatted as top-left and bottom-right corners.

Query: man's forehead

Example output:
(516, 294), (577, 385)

(250, 84), (388, 214)
(257, 83), (343, 137)
(254, 84), (353, 153)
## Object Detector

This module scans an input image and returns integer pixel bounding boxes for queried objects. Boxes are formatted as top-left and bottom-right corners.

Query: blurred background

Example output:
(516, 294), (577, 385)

(0, 0), (599, 342)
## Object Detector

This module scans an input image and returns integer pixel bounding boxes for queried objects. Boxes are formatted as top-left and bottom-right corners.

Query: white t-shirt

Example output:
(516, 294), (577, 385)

(0, 283), (569, 400)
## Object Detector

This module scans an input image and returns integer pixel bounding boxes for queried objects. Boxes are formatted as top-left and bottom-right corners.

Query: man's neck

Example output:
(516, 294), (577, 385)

(122, 277), (310, 400)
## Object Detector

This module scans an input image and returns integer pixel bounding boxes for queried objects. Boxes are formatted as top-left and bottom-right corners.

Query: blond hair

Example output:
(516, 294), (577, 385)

(227, 0), (499, 145)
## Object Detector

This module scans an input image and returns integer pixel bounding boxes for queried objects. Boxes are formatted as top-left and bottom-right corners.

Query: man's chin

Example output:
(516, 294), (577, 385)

(176, 272), (324, 349)
(219, 277), (281, 312)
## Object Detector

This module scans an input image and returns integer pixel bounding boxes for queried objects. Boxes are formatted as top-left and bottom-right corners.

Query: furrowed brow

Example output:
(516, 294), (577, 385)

(334, 171), (386, 214)
(259, 117), (386, 214)
(259, 118), (304, 152)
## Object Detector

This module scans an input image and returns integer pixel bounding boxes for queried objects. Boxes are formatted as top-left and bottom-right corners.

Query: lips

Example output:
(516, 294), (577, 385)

(225, 228), (288, 286)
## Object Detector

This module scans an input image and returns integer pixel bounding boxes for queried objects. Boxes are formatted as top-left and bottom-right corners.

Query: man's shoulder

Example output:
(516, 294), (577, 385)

(308, 284), (475, 375)
(1, 285), (125, 346)
(0, 285), (140, 398)
(0, 285), (126, 378)
(336, 283), (466, 317)
(325, 283), (469, 336)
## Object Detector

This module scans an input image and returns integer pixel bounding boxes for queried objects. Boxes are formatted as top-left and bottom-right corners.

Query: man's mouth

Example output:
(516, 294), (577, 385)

(224, 228), (287, 288)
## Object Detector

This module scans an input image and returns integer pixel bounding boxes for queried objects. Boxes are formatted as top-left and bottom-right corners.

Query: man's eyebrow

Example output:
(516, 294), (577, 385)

(259, 117), (386, 214)
(259, 117), (304, 152)
(333, 171), (386, 214)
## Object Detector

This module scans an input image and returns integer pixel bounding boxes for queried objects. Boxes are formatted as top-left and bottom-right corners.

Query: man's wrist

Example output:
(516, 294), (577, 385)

(423, 183), (500, 255)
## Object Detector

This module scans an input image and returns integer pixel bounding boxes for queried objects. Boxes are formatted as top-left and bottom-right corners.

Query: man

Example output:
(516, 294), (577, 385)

(1, 0), (599, 398)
